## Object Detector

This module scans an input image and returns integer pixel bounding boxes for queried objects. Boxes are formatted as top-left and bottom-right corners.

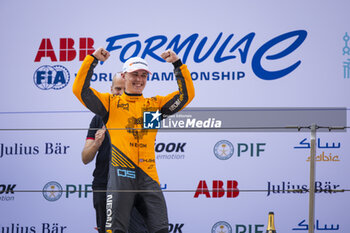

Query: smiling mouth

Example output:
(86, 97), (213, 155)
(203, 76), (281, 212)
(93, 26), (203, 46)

(133, 82), (143, 87)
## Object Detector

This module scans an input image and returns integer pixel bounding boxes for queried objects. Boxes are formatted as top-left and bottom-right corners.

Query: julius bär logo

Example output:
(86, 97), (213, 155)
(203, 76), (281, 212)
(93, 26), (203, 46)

(34, 65), (70, 90)
(42, 181), (63, 201)
(214, 140), (234, 160)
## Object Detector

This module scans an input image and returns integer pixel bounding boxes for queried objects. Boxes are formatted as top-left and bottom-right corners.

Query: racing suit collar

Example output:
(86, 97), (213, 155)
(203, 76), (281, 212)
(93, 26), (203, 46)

(122, 92), (144, 102)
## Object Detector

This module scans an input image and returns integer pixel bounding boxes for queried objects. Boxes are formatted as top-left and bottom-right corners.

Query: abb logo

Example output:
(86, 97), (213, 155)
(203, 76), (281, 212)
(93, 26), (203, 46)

(34, 38), (95, 62)
(194, 180), (239, 198)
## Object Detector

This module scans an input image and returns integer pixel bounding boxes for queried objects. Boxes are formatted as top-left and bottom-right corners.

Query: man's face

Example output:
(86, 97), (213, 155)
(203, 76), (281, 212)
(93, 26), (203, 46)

(122, 70), (148, 94)
(111, 77), (125, 95)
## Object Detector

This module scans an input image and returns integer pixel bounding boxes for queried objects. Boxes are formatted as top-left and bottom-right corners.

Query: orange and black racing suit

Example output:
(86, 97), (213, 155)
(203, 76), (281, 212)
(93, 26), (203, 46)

(73, 55), (194, 233)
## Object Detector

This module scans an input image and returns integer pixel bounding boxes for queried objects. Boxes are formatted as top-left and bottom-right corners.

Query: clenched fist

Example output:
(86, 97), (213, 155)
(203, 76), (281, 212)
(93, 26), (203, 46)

(94, 126), (106, 147)
(93, 47), (110, 62)
(161, 49), (179, 63)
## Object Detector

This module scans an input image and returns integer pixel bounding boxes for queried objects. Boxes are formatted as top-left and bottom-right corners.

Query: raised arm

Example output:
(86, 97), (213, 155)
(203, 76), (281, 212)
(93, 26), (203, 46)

(159, 49), (195, 116)
(72, 48), (111, 118)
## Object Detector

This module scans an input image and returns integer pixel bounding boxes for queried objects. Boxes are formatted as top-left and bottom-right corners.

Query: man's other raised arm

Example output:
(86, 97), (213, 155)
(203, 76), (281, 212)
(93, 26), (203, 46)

(72, 48), (111, 118)
(159, 49), (195, 116)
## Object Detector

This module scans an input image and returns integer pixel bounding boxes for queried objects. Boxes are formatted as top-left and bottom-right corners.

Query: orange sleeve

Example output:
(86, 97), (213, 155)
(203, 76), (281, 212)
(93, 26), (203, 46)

(73, 55), (110, 117)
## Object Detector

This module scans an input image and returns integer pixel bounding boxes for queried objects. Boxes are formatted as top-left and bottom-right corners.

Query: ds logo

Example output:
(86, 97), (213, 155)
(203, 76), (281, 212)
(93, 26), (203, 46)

(33, 65), (70, 90)
(117, 169), (136, 179)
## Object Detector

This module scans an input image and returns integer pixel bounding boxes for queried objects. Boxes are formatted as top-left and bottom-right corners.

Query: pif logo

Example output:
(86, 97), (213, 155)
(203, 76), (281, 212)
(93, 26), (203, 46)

(212, 221), (232, 233)
(42, 181), (92, 201)
(33, 65), (70, 90)
(214, 140), (266, 159)
(213, 140), (234, 160)
(212, 221), (265, 233)
(42, 181), (63, 202)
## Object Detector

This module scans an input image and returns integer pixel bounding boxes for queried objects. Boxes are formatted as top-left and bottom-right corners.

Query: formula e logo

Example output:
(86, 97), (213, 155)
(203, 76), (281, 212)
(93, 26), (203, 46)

(212, 221), (232, 233)
(42, 181), (63, 202)
(143, 110), (161, 129)
(214, 140), (234, 160)
(34, 65), (70, 90)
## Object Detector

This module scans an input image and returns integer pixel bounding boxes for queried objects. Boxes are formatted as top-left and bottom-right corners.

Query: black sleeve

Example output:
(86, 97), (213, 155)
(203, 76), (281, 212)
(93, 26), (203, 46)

(86, 115), (99, 139)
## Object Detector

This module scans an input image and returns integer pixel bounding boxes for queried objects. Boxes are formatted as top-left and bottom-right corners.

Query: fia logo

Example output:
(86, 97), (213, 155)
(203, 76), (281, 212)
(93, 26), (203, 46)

(143, 110), (161, 129)
(33, 65), (70, 90)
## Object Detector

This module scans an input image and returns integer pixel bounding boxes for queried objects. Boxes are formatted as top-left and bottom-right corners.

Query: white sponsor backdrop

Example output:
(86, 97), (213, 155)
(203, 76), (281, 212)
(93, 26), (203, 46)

(0, 0), (349, 232)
